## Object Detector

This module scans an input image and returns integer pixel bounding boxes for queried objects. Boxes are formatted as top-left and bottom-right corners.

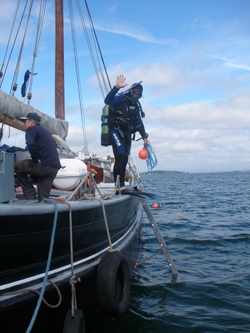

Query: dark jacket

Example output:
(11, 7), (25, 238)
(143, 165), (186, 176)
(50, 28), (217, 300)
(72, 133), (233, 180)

(26, 125), (61, 168)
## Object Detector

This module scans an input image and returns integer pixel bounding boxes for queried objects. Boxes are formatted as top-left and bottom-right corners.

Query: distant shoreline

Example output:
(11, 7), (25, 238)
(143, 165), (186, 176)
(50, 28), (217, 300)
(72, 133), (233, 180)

(140, 170), (187, 175)
(140, 170), (250, 175)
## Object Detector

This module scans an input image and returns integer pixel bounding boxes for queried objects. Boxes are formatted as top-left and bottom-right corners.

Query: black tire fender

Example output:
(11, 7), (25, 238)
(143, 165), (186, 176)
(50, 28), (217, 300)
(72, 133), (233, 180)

(96, 251), (131, 317)
(62, 309), (85, 333)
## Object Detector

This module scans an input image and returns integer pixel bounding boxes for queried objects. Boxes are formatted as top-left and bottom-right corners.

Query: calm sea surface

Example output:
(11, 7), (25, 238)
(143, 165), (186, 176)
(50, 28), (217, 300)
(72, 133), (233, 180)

(87, 172), (250, 333)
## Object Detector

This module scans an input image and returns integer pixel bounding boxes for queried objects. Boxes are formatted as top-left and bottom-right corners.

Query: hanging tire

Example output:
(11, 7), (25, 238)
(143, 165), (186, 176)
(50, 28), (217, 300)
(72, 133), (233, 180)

(62, 309), (85, 333)
(96, 251), (131, 318)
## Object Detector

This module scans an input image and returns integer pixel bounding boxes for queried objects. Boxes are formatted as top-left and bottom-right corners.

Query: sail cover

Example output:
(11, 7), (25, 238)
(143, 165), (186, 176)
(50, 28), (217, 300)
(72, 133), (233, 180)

(0, 90), (68, 140)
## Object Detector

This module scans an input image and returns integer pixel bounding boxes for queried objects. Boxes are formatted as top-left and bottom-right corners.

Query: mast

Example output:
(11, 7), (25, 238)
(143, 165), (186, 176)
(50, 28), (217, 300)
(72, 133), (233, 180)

(55, 0), (65, 120)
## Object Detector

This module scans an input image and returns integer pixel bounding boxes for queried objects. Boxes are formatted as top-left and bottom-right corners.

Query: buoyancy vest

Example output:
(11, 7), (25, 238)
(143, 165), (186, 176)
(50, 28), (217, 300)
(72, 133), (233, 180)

(109, 96), (142, 133)
(101, 95), (145, 147)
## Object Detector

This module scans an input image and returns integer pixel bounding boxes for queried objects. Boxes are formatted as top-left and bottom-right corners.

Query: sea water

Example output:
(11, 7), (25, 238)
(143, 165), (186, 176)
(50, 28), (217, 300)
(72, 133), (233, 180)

(86, 171), (250, 333)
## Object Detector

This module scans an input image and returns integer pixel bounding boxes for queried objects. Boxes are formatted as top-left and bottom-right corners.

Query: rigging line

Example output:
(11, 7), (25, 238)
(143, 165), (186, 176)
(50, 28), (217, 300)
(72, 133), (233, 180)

(86, 9), (108, 97)
(99, 68), (110, 95)
(27, 0), (48, 101)
(76, 0), (105, 100)
(0, 0), (29, 90)
(0, 0), (21, 74)
(83, 0), (108, 97)
(10, 0), (35, 96)
(68, 0), (88, 148)
(84, 0), (112, 91)
(76, 0), (104, 99)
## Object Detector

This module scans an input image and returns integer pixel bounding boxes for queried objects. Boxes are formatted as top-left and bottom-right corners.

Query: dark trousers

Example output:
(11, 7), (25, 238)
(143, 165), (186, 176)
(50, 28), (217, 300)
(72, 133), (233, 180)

(15, 160), (59, 202)
(110, 128), (131, 187)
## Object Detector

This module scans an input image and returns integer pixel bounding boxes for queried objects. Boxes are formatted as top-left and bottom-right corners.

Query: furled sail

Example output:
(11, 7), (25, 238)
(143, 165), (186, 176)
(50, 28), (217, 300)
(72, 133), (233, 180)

(0, 89), (68, 140)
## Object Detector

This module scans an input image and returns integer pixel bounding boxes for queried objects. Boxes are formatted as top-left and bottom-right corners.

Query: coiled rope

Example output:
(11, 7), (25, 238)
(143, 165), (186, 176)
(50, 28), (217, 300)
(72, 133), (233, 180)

(145, 142), (157, 171)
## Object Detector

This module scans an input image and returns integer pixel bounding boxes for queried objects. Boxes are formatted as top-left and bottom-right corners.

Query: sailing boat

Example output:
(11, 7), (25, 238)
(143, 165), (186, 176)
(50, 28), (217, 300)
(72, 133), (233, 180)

(0, 1), (143, 331)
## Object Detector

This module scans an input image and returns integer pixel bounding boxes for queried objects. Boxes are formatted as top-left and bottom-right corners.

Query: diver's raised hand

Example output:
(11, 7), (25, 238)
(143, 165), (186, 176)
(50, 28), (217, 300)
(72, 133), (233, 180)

(115, 75), (127, 89)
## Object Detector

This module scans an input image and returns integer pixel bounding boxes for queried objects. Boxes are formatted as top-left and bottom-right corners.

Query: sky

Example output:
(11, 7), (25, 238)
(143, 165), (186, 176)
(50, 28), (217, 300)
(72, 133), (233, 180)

(0, 0), (250, 173)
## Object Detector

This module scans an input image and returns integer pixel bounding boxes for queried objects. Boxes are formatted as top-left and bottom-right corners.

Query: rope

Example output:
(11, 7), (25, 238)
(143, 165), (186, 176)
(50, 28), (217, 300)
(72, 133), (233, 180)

(145, 142), (157, 171)
(2, 280), (62, 308)
(65, 171), (91, 202)
(26, 0), (47, 103)
(133, 250), (162, 268)
(134, 212), (169, 270)
(55, 171), (117, 316)
(63, 201), (80, 317)
(63, 171), (110, 315)
(0, 0), (21, 86)
(0, 0), (28, 90)
(50, 176), (91, 318)
(74, 0), (111, 99)
(10, 0), (34, 96)
(68, 0), (88, 150)
(84, 193), (114, 251)
(74, 173), (122, 251)
(75, 0), (105, 99)
(82, 174), (121, 251)
(55, 172), (119, 268)
(84, 0), (112, 92)
(25, 198), (59, 333)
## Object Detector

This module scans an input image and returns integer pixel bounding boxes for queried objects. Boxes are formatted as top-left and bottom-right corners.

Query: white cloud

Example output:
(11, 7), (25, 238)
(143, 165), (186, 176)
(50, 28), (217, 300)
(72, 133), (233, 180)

(94, 19), (177, 45)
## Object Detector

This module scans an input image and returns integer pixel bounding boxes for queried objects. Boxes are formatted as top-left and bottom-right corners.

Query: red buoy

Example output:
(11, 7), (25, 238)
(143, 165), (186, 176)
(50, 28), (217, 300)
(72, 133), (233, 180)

(138, 147), (148, 160)
(152, 203), (159, 209)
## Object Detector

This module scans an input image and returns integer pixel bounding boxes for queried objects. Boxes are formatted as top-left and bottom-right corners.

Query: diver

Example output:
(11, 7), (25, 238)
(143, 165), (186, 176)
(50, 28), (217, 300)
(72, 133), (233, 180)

(104, 74), (149, 189)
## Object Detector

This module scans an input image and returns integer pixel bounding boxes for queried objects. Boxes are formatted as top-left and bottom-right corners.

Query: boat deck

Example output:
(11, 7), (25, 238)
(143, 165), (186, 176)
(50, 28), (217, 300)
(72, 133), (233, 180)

(0, 189), (131, 215)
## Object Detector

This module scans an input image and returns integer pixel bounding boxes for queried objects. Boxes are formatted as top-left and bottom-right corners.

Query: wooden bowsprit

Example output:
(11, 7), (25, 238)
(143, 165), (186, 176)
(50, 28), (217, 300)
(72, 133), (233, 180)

(140, 198), (178, 280)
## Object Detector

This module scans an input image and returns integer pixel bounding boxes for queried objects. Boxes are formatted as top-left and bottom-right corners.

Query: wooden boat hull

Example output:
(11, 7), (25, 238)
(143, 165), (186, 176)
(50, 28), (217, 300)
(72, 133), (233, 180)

(0, 194), (142, 332)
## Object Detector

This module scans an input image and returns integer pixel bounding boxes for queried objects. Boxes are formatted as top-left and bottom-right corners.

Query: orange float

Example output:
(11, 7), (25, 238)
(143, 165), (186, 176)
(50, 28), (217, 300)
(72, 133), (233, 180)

(151, 203), (159, 209)
(138, 147), (148, 160)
